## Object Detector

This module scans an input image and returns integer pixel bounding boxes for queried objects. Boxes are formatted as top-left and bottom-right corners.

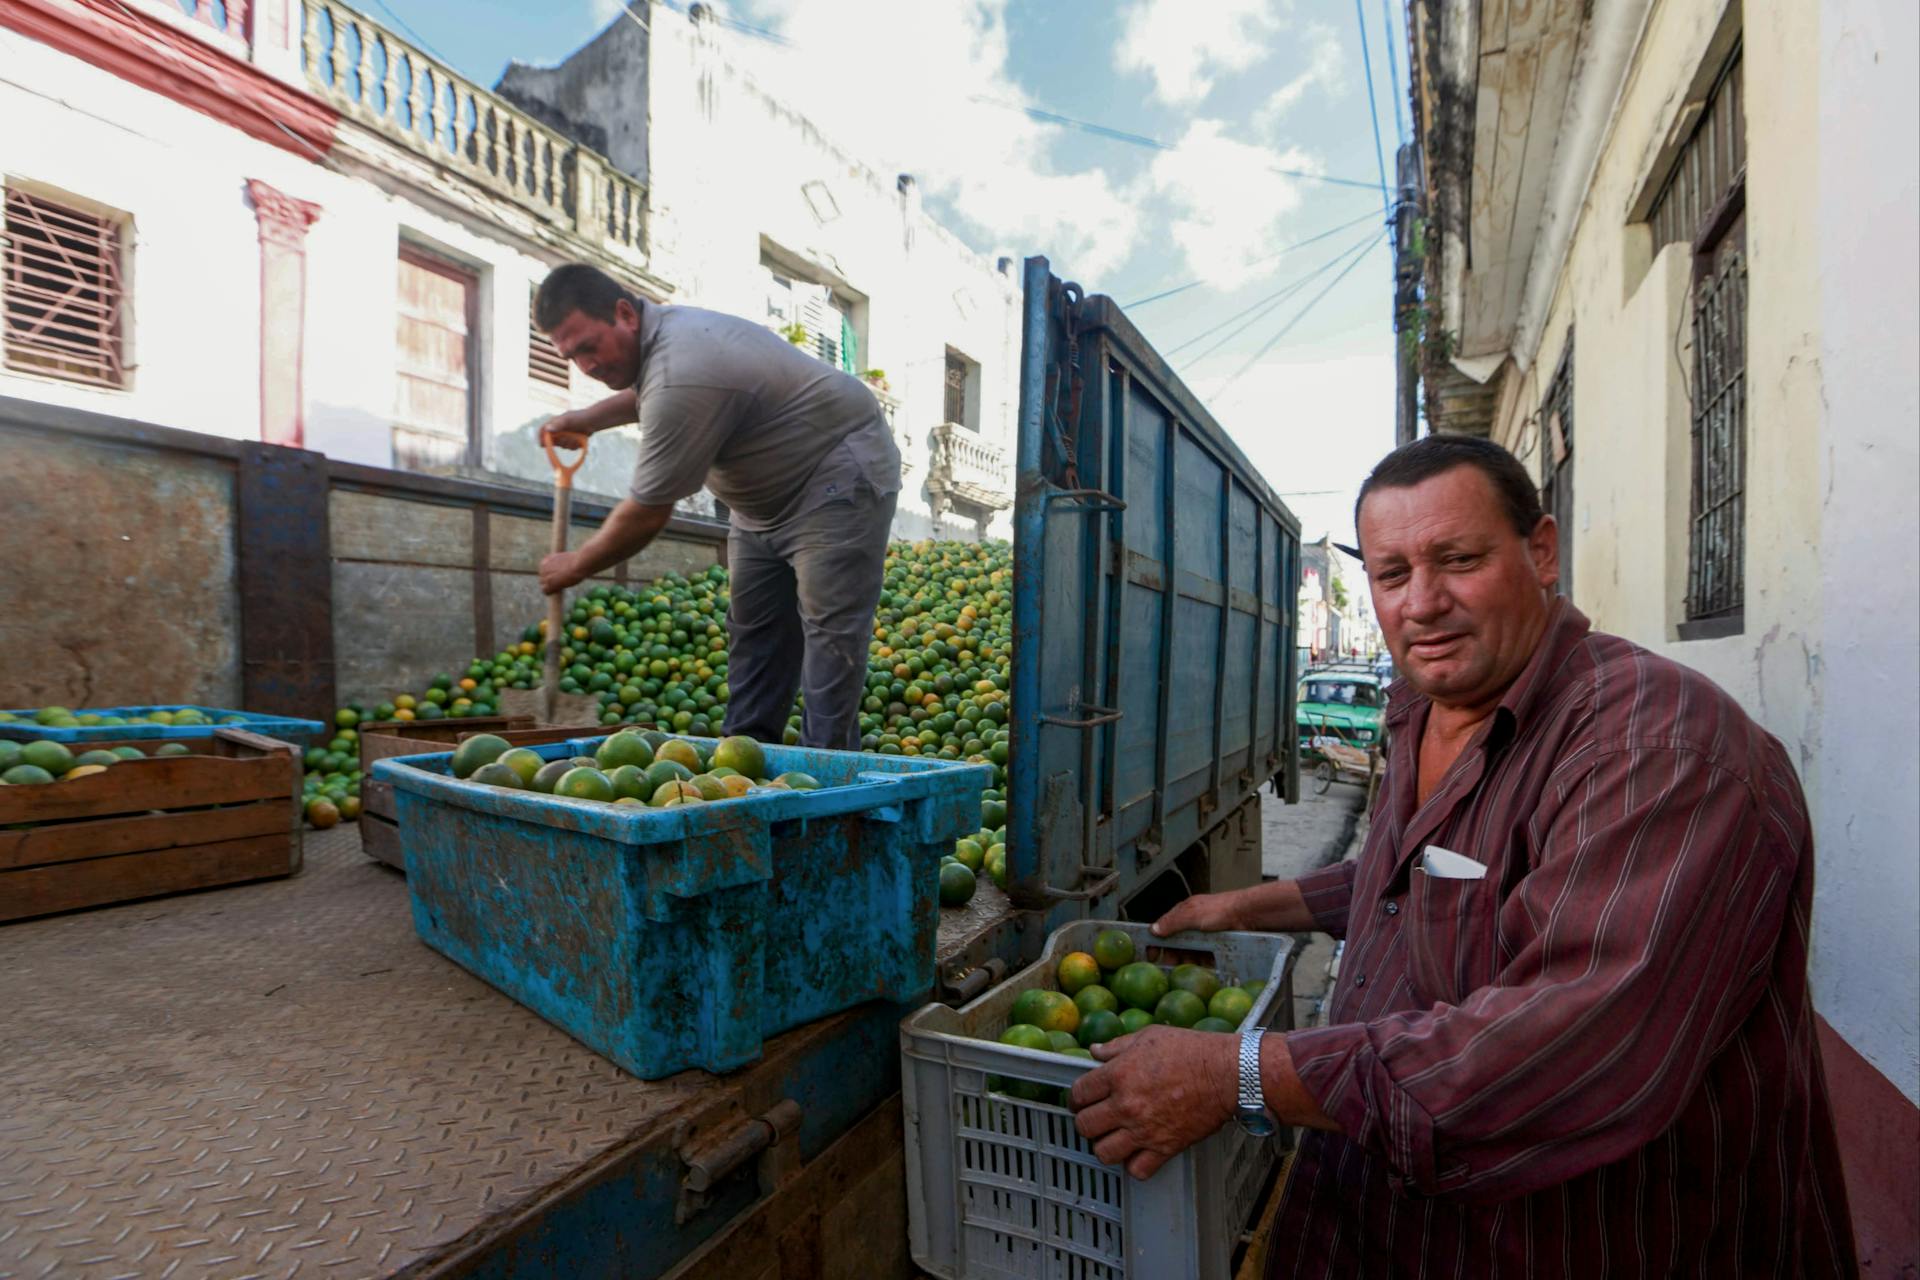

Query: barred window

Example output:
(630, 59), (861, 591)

(528, 290), (570, 392)
(1655, 45), (1746, 637)
(2, 187), (128, 389)
(1539, 338), (1574, 602)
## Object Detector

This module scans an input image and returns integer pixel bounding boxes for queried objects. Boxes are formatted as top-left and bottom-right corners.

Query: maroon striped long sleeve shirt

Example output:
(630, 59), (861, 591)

(1270, 603), (1856, 1277)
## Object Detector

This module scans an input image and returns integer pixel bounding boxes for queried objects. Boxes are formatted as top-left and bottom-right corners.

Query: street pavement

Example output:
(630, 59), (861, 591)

(1261, 781), (1367, 1032)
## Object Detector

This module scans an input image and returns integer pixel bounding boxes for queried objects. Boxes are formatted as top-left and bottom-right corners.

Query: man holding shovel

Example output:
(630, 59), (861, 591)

(533, 263), (900, 750)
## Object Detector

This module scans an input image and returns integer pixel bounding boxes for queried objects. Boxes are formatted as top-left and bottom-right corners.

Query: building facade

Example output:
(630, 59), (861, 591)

(498, 3), (1020, 540)
(0, 0), (1019, 538)
(1407, 0), (1918, 1263)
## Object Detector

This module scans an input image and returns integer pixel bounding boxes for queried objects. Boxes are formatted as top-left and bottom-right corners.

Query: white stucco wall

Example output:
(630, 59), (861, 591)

(643, 5), (1021, 540)
(0, 34), (602, 487)
(1489, 0), (1918, 1099)
(1811, 0), (1920, 1102)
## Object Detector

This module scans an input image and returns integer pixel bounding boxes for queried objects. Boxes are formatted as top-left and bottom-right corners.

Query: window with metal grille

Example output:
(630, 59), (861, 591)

(2, 187), (128, 389)
(1539, 337), (1574, 603)
(1654, 44), (1746, 637)
(944, 347), (979, 431)
(527, 290), (570, 392)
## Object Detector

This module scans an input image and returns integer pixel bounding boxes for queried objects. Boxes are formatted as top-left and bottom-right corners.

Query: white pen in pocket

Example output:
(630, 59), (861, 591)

(1420, 845), (1488, 880)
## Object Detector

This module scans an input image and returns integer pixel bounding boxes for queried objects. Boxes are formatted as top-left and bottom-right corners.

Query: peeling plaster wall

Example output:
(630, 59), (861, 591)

(1487, 0), (1918, 1103)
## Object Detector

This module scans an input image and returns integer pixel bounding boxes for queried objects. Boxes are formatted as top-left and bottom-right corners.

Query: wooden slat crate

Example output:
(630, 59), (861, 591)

(0, 728), (301, 921)
(357, 717), (582, 870)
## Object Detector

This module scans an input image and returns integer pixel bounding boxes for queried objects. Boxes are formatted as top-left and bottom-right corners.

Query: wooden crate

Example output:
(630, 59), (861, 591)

(357, 718), (583, 870)
(0, 728), (301, 922)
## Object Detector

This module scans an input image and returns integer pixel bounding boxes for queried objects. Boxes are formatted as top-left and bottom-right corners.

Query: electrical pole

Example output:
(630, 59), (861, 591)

(1392, 143), (1421, 446)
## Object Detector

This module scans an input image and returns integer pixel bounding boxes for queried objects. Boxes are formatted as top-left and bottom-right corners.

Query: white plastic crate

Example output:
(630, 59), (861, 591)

(901, 920), (1298, 1280)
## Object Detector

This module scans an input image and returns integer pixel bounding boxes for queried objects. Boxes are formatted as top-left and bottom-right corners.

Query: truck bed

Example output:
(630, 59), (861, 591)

(0, 828), (911, 1278)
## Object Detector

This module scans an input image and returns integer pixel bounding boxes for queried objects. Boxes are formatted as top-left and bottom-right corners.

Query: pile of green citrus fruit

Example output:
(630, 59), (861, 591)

(983, 929), (1266, 1103)
(0, 738), (191, 788)
(323, 544), (1016, 889)
(447, 728), (819, 808)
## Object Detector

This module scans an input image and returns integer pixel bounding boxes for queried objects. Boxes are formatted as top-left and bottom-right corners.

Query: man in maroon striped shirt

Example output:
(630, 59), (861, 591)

(1070, 437), (1856, 1275)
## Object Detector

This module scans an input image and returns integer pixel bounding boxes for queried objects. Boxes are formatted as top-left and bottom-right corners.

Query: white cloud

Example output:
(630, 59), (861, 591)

(1256, 22), (1346, 131)
(717, 0), (1142, 281)
(1115, 0), (1283, 106)
(1147, 119), (1323, 287)
(587, 0), (630, 29)
(1207, 350), (1397, 546)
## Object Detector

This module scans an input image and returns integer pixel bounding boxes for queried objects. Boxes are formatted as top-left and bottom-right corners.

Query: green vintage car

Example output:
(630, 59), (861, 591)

(1296, 668), (1386, 755)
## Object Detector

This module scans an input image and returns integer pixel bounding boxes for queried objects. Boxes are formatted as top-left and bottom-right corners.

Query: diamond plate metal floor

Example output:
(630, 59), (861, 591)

(0, 826), (711, 1280)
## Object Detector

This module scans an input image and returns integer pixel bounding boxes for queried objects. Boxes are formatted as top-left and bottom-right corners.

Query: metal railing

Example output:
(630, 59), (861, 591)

(300, 0), (644, 259)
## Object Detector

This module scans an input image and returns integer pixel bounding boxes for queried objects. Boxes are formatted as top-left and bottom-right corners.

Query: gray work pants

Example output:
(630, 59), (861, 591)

(722, 486), (896, 750)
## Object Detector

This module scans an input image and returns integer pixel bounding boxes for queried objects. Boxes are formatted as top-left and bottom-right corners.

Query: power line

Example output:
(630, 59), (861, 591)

(1352, 0), (1392, 222)
(1121, 206), (1383, 308)
(1378, 0), (1408, 146)
(970, 97), (1385, 193)
(365, 0), (457, 69)
(1214, 237), (1384, 395)
(1168, 232), (1378, 362)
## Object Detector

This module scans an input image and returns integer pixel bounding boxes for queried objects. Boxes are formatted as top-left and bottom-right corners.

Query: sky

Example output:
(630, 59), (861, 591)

(365, 0), (1409, 546)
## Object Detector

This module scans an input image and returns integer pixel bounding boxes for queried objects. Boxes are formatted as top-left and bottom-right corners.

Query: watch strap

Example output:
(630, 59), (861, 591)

(1238, 1029), (1266, 1112)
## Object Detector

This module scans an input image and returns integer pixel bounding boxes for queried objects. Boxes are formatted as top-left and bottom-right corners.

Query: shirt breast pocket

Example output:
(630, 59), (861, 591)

(1406, 868), (1498, 1007)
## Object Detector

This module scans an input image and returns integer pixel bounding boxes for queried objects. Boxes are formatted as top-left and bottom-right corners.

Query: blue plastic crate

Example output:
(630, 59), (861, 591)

(375, 736), (991, 1079)
(0, 705), (326, 743)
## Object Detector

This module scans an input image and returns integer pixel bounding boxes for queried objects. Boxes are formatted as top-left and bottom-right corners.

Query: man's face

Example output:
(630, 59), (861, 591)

(546, 298), (642, 390)
(1358, 465), (1559, 710)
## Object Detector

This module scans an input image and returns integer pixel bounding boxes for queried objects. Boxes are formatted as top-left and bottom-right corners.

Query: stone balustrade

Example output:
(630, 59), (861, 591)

(300, 0), (644, 261)
(928, 421), (1012, 515)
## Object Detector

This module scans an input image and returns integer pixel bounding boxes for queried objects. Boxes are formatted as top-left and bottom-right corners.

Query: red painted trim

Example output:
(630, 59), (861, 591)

(0, 0), (336, 159)
(246, 180), (320, 448)
(1816, 1014), (1920, 1275)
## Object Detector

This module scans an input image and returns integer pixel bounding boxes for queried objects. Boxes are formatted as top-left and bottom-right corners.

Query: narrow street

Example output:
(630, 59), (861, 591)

(1262, 781), (1366, 1032)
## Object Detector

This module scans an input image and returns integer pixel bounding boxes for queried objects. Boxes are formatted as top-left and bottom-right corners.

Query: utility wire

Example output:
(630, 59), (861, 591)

(1122, 206), (1383, 308)
(1214, 237), (1384, 395)
(365, 0), (458, 69)
(1169, 232), (1379, 365)
(1352, 0), (1393, 222)
(971, 97), (1384, 193)
(1378, 0), (1408, 146)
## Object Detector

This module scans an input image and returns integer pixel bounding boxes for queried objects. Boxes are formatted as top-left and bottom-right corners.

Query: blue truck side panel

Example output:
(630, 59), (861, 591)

(1009, 258), (1301, 910)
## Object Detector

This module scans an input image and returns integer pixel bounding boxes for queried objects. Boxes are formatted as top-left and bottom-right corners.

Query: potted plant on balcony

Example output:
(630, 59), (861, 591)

(860, 368), (890, 393)
(779, 321), (810, 347)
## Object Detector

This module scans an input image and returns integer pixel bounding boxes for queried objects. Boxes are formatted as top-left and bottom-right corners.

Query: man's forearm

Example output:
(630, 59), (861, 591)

(576, 388), (639, 433)
(571, 499), (672, 578)
(1224, 879), (1320, 933)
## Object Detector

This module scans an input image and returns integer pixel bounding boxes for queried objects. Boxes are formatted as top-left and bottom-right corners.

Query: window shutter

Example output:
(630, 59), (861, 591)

(528, 291), (570, 391)
(2, 187), (127, 388)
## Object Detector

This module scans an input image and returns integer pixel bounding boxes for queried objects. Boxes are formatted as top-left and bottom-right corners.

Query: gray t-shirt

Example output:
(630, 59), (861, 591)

(627, 302), (901, 530)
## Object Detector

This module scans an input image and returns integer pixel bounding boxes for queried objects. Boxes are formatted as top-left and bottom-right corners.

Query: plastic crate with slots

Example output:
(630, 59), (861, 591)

(900, 919), (1297, 1280)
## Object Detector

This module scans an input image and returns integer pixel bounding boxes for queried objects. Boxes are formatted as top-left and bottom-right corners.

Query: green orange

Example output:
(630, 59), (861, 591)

(1110, 962), (1170, 1012)
(1153, 989), (1207, 1029)
(556, 767), (615, 801)
(1056, 951), (1101, 996)
(1092, 928), (1134, 972)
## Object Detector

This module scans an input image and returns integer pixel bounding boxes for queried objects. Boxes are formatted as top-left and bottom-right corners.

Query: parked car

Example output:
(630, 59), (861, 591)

(1297, 667), (1386, 756)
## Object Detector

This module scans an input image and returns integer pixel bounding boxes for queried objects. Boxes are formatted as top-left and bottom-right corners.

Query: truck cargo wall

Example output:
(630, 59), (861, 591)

(0, 397), (728, 721)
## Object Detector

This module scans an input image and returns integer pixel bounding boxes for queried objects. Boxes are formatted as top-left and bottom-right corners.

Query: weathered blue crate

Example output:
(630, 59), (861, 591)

(0, 705), (325, 743)
(375, 737), (991, 1079)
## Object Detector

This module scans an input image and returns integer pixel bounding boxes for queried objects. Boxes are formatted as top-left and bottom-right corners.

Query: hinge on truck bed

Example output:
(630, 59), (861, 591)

(675, 1098), (804, 1224)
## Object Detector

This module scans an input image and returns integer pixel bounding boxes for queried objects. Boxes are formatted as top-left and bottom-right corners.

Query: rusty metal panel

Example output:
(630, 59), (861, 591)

(331, 562), (473, 706)
(329, 488), (474, 567)
(238, 443), (336, 723)
(0, 426), (241, 708)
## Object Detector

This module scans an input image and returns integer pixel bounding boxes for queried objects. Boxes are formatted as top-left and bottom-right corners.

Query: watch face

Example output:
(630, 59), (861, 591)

(1236, 1107), (1278, 1138)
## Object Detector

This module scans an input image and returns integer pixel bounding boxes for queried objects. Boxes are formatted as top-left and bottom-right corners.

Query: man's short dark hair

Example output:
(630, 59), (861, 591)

(1354, 435), (1544, 552)
(534, 263), (636, 331)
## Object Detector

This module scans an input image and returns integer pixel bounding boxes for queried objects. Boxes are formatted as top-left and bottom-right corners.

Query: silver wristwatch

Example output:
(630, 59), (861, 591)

(1234, 1029), (1279, 1137)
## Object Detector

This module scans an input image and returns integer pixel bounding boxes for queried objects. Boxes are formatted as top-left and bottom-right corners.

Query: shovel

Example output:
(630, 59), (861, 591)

(541, 433), (588, 726)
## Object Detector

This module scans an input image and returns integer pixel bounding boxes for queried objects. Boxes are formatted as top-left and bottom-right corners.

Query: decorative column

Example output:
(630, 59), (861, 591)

(246, 179), (321, 447)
